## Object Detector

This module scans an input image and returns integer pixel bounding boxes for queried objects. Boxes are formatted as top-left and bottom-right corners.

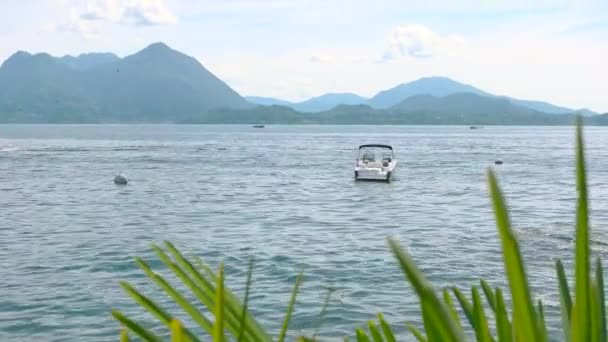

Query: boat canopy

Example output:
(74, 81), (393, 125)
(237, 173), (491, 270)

(358, 144), (393, 150)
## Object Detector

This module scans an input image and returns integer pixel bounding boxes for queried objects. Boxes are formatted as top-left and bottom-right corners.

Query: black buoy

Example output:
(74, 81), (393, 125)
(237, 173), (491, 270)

(494, 160), (503, 165)
(114, 174), (128, 185)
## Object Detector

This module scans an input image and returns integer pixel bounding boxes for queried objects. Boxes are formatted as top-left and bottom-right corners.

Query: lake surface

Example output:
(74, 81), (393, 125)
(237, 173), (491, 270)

(2, 124), (608, 341)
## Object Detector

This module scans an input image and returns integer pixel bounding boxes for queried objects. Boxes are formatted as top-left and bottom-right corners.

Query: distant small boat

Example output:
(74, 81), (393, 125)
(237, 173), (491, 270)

(253, 125), (265, 128)
(470, 126), (478, 129)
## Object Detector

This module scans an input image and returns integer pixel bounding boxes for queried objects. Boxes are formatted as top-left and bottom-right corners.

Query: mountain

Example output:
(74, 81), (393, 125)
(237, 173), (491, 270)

(292, 93), (368, 112)
(303, 93), (573, 125)
(506, 98), (571, 115)
(368, 76), (488, 109)
(0, 43), (600, 124)
(0, 42), (250, 123)
(369, 77), (597, 115)
(245, 96), (293, 107)
(249, 76), (596, 116)
(59, 53), (119, 70)
(246, 93), (368, 112)
(388, 93), (553, 124)
(181, 93), (601, 125)
(81, 42), (251, 122)
(0, 51), (96, 122)
(182, 105), (302, 124)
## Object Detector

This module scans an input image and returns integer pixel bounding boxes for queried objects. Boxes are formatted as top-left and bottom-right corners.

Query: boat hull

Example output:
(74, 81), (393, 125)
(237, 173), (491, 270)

(354, 161), (397, 182)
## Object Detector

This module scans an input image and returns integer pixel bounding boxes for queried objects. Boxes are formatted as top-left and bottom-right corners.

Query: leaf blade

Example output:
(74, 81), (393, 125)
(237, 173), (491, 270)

(171, 319), (185, 342)
(278, 271), (304, 342)
(556, 259), (572, 341)
(480, 280), (496, 313)
(495, 288), (512, 342)
(388, 238), (464, 341)
(238, 258), (255, 342)
(572, 117), (591, 341)
(112, 309), (162, 342)
(368, 320), (383, 342)
(472, 287), (492, 342)
(443, 289), (463, 331)
(356, 328), (372, 342)
(136, 257), (212, 336)
(537, 300), (548, 342)
(213, 263), (226, 342)
(157, 244), (261, 341)
(487, 169), (539, 340)
(120, 328), (129, 342)
(377, 313), (396, 342)
(405, 323), (428, 342)
(597, 257), (606, 342)
(452, 287), (475, 330)
(119, 281), (201, 342)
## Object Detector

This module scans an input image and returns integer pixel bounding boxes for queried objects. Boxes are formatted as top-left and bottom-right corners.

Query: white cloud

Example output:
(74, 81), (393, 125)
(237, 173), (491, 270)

(309, 54), (335, 63)
(309, 53), (375, 64)
(381, 24), (464, 61)
(51, 0), (177, 39)
(195, 0), (298, 11)
(80, 0), (177, 26)
(52, 9), (101, 40)
(203, 20), (608, 112)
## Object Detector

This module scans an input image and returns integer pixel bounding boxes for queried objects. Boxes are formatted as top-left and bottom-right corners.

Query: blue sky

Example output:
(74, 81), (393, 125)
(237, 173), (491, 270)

(1, 0), (607, 112)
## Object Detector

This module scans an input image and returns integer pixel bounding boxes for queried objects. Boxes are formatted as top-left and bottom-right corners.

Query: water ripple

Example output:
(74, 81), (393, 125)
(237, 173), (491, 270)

(1, 125), (608, 341)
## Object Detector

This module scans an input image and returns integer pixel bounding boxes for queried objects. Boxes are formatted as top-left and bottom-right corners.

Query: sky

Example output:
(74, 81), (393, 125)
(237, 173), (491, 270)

(1, 0), (608, 112)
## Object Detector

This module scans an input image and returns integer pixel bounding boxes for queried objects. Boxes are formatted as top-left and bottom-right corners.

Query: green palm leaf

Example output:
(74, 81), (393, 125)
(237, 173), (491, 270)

(537, 300), (547, 342)
(119, 281), (201, 342)
(160, 243), (265, 341)
(480, 280), (496, 313)
(368, 320), (383, 342)
(278, 272), (303, 342)
(452, 287), (475, 330)
(135, 257), (212, 335)
(120, 328), (129, 342)
(591, 279), (601, 342)
(596, 257), (606, 342)
(191, 254), (270, 341)
(487, 169), (539, 340)
(471, 287), (493, 342)
(213, 263), (226, 342)
(495, 288), (512, 342)
(572, 117), (591, 341)
(238, 258), (255, 342)
(312, 288), (335, 339)
(171, 319), (185, 342)
(443, 289), (463, 331)
(405, 323), (428, 342)
(356, 328), (372, 342)
(556, 259), (572, 341)
(388, 238), (464, 341)
(112, 309), (162, 342)
(377, 314), (396, 342)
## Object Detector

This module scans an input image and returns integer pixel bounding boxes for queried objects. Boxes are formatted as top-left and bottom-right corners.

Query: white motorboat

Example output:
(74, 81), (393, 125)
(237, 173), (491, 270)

(354, 144), (398, 182)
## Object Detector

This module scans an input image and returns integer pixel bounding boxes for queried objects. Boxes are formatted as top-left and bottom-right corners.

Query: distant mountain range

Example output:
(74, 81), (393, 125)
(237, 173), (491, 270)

(245, 93), (368, 112)
(0, 42), (603, 124)
(195, 94), (608, 125)
(247, 76), (597, 115)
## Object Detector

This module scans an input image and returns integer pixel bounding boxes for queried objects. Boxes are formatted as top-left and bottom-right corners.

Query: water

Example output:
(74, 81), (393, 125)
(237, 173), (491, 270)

(1, 124), (608, 341)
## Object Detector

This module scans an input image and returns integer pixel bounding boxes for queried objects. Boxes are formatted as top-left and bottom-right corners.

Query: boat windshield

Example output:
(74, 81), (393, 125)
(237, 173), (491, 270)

(358, 147), (393, 162)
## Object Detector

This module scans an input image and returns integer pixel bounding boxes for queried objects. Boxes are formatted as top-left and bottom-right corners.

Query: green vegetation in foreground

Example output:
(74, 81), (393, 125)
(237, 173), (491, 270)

(112, 118), (606, 341)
